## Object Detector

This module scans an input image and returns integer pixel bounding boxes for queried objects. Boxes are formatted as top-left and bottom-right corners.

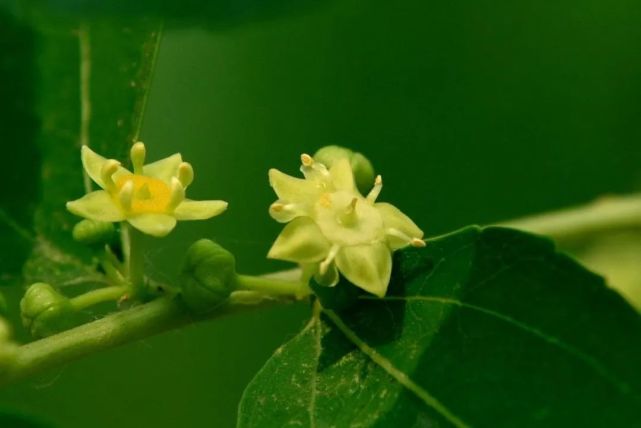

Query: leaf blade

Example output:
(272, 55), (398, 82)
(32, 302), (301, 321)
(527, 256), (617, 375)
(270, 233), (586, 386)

(240, 226), (641, 427)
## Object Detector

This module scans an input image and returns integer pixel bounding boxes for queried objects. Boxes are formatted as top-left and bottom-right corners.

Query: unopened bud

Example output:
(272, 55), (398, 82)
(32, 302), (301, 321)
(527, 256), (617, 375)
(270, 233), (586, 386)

(179, 240), (237, 314)
(313, 145), (375, 195)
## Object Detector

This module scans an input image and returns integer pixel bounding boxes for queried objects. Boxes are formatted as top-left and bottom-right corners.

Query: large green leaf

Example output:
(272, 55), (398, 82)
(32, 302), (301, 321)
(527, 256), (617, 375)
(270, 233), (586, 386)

(239, 226), (641, 427)
(0, 6), (161, 287)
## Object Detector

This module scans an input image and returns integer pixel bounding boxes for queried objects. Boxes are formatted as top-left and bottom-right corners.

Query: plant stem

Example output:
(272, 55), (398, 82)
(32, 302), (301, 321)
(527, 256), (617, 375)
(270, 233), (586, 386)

(237, 274), (309, 298)
(496, 193), (641, 241)
(0, 293), (285, 388)
(121, 223), (145, 292)
(69, 286), (129, 311)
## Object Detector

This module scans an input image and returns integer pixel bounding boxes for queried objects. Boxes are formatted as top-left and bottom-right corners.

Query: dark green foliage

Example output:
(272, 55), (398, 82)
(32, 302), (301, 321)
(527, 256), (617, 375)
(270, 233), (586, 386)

(240, 227), (641, 427)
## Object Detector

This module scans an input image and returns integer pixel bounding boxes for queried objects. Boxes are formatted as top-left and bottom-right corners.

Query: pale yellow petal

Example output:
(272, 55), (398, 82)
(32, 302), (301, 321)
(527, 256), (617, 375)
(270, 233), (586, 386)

(267, 217), (331, 263)
(66, 190), (124, 222)
(268, 169), (322, 205)
(174, 200), (228, 220)
(335, 243), (392, 297)
(143, 153), (183, 183)
(376, 202), (424, 250)
(127, 214), (177, 237)
(329, 158), (356, 192)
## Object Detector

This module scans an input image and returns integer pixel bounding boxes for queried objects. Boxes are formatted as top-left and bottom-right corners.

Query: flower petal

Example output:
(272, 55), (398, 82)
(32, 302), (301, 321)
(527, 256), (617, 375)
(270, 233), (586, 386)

(66, 190), (125, 222)
(143, 153), (183, 183)
(127, 214), (177, 237)
(174, 200), (228, 220)
(335, 243), (392, 297)
(81, 146), (109, 188)
(376, 202), (424, 250)
(81, 146), (132, 188)
(267, 217), (331, 263)
(329, 158), (356, 192)
(268, 169), (322, 205)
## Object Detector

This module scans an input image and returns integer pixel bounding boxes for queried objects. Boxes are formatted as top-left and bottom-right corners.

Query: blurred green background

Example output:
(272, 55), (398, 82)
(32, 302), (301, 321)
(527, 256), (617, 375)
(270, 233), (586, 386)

(2, 0), (641, 426)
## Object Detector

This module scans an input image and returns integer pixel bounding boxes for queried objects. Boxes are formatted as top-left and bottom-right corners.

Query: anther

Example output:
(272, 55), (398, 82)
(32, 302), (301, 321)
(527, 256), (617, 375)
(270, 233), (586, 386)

(178, 162), (194, 188)
(130, 142), (146, 174)
(301, 153), (314, 167)
(411, 238), (426, 248)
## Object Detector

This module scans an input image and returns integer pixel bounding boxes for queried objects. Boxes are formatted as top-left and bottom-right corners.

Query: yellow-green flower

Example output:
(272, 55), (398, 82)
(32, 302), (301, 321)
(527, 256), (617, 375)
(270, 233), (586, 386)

(267, 154), (424, 297)
(67, 142), (227, 237)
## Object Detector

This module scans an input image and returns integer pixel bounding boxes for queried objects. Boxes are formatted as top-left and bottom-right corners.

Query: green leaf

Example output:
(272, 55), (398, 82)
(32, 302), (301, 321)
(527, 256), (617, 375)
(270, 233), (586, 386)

(0, 410), (52, 428)
(239, 226), (641, 427)
(37, 0), (330, 30)
(0, 7), (161, 286)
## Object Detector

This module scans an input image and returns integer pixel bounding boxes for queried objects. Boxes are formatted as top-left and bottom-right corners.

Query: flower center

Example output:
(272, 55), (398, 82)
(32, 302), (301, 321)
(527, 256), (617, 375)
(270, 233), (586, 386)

(115, 174), (172, 214)
(314, 190), (384, 246)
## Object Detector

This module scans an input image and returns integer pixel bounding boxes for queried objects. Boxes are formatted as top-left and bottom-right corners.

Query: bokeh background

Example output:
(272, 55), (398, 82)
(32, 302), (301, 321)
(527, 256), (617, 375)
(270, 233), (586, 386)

(2, 0), (641, 426)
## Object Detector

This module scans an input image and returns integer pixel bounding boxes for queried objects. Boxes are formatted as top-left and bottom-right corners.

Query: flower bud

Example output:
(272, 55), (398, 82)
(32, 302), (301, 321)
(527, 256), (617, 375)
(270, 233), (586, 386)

(179, 240), (237, 314)
(313, 145), (375, 195)
(72, 219), (116, 246)
(20, 283), (78, 338)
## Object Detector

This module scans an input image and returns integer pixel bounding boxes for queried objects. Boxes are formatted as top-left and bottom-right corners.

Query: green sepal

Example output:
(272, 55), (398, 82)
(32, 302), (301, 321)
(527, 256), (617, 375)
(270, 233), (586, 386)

(72, 219), (116, 246)
(20, 283), (78, 338)
(313, 145), (375, 195)
(179, 239), (237, 314)
(309, 275), (362, 311)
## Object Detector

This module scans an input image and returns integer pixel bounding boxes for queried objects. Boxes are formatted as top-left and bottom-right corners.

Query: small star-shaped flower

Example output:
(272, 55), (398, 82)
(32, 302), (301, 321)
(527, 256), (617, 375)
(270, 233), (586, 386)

(267, 154), (424, 297)
(67, 143), (227, 237)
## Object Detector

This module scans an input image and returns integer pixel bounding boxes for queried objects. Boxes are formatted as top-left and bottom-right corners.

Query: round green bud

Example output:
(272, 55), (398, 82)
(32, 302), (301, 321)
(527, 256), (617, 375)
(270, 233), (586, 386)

(179, 240), (237, 314)
(20, 283), (78, 338)
(313, 145), (375, 195)
(72, 219), (116, 245)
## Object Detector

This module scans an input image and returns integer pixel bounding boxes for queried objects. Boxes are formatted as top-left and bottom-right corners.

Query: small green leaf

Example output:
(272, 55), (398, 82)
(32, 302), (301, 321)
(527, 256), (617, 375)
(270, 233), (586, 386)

(239, 226), (641, 427)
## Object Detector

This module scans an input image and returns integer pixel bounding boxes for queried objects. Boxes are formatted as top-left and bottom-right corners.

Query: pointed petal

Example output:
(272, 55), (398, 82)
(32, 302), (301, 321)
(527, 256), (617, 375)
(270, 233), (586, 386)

(267, 217), (331, 263)
(329, 158), (356, 192)
(81, 146), (109, 188)
(376, 202), (424, 250)
(143, 153), (183, 183)
(335, 243), (392, 297)
(174, 200), (228, 220)
(66, 190), (125, 222)
(268, 169), (322, 205)
(127, 214), (177, 237)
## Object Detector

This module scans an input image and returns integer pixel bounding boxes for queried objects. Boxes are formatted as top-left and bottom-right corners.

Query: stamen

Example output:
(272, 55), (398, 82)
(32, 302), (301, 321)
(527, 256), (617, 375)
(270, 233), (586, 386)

(119, 180), (133, 212)
(178, 162), (194, 188)
(320, 244), (340, 274)
(101, 160), (121, 191)
(338, 198), (359, 226)
(130, 142), (146, 174)
(366, 175), (383, 203)
(386, 228), (427, 248)
(300, 153), (330, 181)
(168, 177), (185, 211)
